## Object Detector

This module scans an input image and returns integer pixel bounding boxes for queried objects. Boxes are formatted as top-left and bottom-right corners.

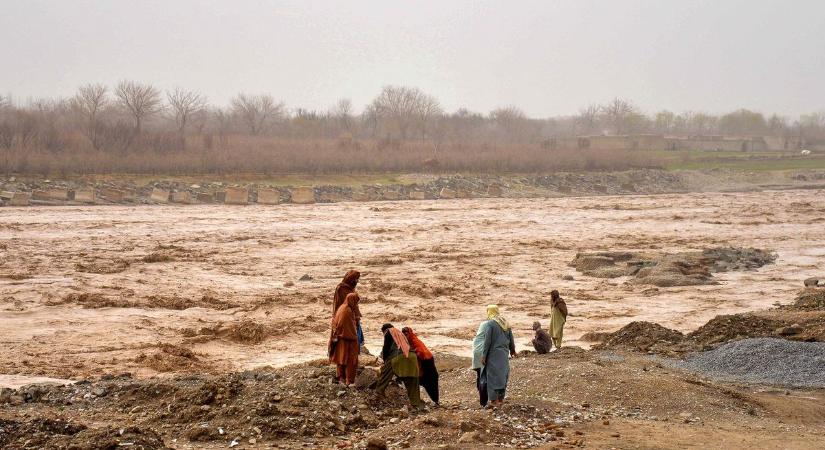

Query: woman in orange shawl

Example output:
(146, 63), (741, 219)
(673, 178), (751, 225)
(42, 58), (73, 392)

(402, 327), (439, 405)
(333, 270), (365, 351)
(329, 293), (360, 385)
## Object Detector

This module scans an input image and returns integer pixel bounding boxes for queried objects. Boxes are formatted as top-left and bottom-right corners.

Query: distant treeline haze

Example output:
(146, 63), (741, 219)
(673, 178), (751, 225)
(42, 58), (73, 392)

(0, 83), (823, 174)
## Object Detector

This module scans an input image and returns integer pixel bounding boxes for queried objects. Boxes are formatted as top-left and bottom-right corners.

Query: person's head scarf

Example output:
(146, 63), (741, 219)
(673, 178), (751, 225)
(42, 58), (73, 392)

(345, 292), (359, 308)
(486, 304), (510, 331)
(382, 323), (410, 358)
(342, 270), (360, 288)
(402, 326), (433, 360)
(551, 289), (560, 302)
(331, 292), (360, 331)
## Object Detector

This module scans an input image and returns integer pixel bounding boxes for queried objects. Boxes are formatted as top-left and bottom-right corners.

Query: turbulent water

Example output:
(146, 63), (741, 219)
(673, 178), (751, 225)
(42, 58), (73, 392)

(1, 189), (824, 384)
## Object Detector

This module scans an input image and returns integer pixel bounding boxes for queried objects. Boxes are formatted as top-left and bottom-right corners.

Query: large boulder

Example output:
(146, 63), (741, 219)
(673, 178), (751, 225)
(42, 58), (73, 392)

(319, 191), (343, 203)
(74, 189), (96, 204)
(633, 257), (715, 287)
(290, 187), (316, 204)
(100, 188), (125, 202)
(257, 188), (281, 205)
(487, 184), (504, 196)
(32, 188), (69, 201)
(409, 190), (427, 200)
(571, 255), (615, 272)
(149, 188), (170, 203)
(2, 191), (29, 206)
(172, 191), (192, 204)
(224, 186), (249, 205)
(439, 188), (456, 199)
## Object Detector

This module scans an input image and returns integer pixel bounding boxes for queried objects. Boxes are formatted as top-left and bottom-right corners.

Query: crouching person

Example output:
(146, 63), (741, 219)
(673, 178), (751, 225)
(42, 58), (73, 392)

(531, 321), (552, 354)
(374, 323), (423, 409)
(402, 326), (439, 405)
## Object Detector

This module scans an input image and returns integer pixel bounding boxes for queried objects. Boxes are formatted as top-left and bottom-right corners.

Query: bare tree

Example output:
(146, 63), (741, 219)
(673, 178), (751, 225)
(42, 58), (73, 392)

(360, 104), (379, 138)
(654, 110), (675, 134)
(114, 80), (163, 134)
(414, 93), (443, 142)
(600, 98), (641, 135)
(490, 106), (528, 142)
(0, 94), (10, 110)
(370, 85), (427, 139)
(576, 104), (600, 135)
(330, 98), (354, 134)
(231, 94), (284, 135)
(166, 88), (207, 133)
(210, 107), (234, 146)
(70, 83), (108, 149)
(447, 108), (485, 145)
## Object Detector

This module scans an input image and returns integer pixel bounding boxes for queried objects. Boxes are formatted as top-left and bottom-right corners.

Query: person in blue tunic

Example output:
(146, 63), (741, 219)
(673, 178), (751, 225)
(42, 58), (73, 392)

(480, 304), (516, 407)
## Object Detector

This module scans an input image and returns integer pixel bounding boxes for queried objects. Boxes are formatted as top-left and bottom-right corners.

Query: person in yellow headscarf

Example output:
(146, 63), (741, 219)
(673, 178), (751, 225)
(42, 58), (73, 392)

(480, 304), (516, 406)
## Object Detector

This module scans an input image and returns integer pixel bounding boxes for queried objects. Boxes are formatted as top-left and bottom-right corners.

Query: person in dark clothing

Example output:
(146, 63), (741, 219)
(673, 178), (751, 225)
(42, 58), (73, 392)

(531, 321), (553, 354)
(373, 323), (423, 409)
(402, 327), (439, 405)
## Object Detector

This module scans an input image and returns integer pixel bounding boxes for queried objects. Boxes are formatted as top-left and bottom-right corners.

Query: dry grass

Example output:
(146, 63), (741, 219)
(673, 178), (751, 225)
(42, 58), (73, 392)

(1, 136), (662, 175)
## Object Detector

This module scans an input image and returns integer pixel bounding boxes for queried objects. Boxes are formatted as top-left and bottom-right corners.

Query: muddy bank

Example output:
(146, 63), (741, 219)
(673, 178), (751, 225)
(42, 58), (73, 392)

(2, 347), (824, 449)
(2, 168), (825, 207)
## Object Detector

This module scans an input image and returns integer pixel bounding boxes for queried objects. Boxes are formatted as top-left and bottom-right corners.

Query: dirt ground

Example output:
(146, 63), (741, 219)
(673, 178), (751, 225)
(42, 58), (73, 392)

(1, 349), (823, 449)
(1, 189), (824, 384)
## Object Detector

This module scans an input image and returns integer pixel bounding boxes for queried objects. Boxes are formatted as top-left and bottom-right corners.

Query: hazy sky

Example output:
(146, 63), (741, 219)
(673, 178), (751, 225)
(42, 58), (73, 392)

(2, 0), (823, 117)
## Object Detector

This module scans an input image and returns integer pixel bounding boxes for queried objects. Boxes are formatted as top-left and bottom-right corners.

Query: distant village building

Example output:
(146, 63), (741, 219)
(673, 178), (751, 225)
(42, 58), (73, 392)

(545, 134), (803, 152)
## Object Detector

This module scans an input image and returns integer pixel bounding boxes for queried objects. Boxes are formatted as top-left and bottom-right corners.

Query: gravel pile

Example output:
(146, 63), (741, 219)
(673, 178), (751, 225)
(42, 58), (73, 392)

(675, 338), (825, 388)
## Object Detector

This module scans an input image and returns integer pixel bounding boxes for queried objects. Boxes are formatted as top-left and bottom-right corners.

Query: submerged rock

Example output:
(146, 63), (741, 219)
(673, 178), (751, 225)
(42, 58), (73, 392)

(570, 247), (775, 287)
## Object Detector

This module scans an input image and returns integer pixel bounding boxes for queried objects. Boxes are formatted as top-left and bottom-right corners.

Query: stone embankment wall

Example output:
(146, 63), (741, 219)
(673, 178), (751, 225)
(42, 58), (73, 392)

(0, 169), (820, 207)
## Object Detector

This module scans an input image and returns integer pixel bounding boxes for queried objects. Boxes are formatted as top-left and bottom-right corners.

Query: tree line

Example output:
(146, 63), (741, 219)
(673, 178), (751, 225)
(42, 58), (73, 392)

(2, 82), (824, 155)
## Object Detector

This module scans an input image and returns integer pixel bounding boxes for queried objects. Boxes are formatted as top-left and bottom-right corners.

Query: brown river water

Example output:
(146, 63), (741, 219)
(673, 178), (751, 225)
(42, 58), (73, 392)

(1, 189), (824, 387)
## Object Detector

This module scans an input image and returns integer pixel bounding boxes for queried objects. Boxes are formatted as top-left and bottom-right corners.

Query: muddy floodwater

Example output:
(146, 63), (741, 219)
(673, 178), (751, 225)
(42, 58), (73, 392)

(1, 190), (824, 386)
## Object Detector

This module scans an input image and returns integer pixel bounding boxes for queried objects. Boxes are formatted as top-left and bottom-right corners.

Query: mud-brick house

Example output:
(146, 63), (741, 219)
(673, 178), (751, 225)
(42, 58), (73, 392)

(546, 134), (778, 152)
(674, 136), (768, 151)
(546, 135), (667, 151)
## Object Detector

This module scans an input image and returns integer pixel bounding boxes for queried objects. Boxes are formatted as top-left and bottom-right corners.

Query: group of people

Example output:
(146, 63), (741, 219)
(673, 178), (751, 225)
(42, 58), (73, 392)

(530, 290), (568, 354)
(327, 269), (568, 409)
(327, 270), (440, 410)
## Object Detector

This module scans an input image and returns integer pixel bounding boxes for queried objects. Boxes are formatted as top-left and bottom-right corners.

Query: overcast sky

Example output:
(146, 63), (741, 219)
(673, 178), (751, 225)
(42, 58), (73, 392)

(2, 0), (823, 117)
